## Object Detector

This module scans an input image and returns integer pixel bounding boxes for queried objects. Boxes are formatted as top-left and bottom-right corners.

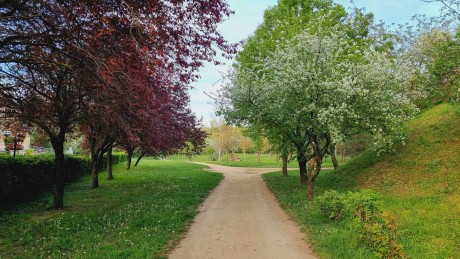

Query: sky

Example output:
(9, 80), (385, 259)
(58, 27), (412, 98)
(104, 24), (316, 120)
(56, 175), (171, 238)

(189, 0), (444, 127)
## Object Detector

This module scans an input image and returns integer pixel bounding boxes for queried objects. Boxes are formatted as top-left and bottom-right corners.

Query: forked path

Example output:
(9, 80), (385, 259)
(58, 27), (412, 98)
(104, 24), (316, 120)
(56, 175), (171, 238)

(168, 163), (317, 259)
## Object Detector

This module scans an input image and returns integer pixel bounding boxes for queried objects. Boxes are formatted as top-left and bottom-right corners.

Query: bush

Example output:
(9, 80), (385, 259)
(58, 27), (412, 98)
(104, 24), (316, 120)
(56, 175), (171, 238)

(355, 211), (406, 259)
(0, 155), (90, 208)
(316, 190), (347, 221)
(348, 190), (406, 259)
(347, 189), (382, 221)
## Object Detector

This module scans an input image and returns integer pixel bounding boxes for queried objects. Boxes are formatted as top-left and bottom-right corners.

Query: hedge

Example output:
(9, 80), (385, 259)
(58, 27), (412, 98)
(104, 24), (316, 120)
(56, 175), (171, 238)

(100, 151), (128, 169)
(0, 152), (128, 209)
(0, 155), (90, 208)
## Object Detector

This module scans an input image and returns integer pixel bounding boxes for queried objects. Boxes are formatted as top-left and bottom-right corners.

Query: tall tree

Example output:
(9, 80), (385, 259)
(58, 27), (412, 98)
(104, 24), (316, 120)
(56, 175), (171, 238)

(219, 29), (416, 200)
(0, 0), (235, 208)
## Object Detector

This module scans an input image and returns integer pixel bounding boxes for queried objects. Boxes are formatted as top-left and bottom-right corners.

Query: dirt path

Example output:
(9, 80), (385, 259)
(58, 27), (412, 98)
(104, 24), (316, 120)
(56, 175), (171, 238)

(168, 163), (317, 259)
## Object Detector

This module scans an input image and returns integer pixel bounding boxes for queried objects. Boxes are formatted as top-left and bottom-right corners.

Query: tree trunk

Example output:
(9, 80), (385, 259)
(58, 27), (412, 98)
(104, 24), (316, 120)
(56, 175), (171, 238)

(330, 144), (339, 170)
(306, 156), (323, 201)
(91, 152), (100, 189)
(340, 145), (345, 163)
(127, 149), (133, 170)
(306, 178), (314, 201)
(298, 160), (307, 185)
(282, 153), (288, 177)
(257, 151), (261, 163)
(106, 147), (113, 180)
(134, 152), (145, 167)
(97, 151), (104, 171)
(52, 138), (66, 209)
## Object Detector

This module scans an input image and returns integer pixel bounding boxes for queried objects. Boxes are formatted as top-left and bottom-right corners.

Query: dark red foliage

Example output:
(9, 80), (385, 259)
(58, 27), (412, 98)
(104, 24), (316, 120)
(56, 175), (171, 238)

(0, 0), (236, 207)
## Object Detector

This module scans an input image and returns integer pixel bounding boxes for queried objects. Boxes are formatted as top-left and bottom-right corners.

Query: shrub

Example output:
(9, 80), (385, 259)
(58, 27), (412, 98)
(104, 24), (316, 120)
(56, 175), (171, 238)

(316, 190), (347, 221)
(0, 155), (90, 208)
(25, 148), (34, 156)
(355, 211), (406, 259)
(348, 190), (406, 259)
(347, 189), (382, 221)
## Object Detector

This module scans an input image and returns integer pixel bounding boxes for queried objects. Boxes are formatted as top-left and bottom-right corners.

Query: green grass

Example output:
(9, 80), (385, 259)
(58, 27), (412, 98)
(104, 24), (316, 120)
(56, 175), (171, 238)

(0, 159), (223, 258)
(263, 169), (376, 259)
(263, 103), (460, 258)
(168, 152), (339, 168)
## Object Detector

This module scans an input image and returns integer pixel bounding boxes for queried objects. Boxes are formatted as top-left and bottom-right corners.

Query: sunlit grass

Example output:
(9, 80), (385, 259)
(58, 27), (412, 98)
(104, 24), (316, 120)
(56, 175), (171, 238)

(0, 159), (223, 258)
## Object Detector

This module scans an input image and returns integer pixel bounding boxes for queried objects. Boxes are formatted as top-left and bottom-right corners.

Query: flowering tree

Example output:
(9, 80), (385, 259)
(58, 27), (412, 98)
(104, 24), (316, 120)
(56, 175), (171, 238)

(219, 30), (417, 200)
(402, 28), (460, 107)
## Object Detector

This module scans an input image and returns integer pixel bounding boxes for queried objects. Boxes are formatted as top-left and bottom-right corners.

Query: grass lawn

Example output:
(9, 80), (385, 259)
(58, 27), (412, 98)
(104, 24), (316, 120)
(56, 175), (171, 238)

(0, 159), (223, 259)
(168, 152), (340, 168)
(263, 103), (460, 259)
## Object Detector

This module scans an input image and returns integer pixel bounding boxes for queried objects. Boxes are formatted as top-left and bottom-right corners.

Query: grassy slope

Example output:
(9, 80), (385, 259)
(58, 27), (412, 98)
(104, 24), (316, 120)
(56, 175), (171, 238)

(264, 103), (460, 258)
(0, 160), (223, 259)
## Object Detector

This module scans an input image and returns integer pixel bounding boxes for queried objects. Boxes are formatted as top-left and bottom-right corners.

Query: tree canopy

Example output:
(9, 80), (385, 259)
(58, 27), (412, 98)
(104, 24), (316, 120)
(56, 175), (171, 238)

(0, 0), (235, 208)
(218, 2), (417, 200)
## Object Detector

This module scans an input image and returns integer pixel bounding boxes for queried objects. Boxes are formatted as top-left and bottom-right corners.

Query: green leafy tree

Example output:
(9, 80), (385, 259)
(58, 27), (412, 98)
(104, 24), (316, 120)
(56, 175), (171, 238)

(403, 28), (460, 107)
(220, 29), (416, 200)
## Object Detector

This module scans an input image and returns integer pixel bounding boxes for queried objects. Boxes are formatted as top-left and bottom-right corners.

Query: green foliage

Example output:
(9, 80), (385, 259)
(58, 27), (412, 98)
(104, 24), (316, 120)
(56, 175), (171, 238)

(0, 160), (223, 258)
(355, 211), (407, 259)
(0, 152), (126, 209)
(348, 190), (382, 221)
(0, 155), (90, 208)
(316, 190), (347, 221)
(405, 29), (460, 108)
(25, 148), (34, 156)
(348, 190), (406, 258)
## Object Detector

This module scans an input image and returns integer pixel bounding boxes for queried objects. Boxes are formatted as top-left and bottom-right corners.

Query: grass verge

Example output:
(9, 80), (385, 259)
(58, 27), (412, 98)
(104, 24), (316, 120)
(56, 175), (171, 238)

(0, 159), (222, 258)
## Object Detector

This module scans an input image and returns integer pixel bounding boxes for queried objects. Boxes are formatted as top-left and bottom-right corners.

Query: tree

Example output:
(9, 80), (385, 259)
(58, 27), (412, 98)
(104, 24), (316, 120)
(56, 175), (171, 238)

(419, 0), (460, 28)
(249, 132), (270, 164)
(0, 0), (235, 208)
(219, 125), (242, 162)
(402, 28), (460, 107)
(209, 119), (243, 161)
(238, 134), (253, 159)
(219, 29), (417, 200)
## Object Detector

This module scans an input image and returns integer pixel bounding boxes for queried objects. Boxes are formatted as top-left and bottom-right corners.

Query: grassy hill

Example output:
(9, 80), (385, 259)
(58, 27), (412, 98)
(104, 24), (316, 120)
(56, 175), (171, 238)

(264, 103), (460, 258)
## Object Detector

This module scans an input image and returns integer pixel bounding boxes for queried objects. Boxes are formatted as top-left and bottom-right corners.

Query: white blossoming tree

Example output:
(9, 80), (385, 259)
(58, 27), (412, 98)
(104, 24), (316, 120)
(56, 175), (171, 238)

(219, 30), (417, 200)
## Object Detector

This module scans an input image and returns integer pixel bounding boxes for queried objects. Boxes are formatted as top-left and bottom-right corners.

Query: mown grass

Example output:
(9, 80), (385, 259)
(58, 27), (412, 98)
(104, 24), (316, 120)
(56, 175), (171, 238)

(168, 152), (339, 168)
(264, 103), (460, 258)
(0, 159), (223, 258)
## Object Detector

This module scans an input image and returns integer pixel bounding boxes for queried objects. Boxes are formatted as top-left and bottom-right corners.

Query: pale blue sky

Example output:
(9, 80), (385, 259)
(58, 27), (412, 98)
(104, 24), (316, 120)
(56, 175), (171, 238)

(189, 0), (443, 126)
